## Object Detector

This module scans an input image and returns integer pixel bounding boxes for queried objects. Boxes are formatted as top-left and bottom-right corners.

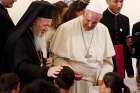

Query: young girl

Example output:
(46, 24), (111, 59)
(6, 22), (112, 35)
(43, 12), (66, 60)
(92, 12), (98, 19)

(99, 72), (130, 93)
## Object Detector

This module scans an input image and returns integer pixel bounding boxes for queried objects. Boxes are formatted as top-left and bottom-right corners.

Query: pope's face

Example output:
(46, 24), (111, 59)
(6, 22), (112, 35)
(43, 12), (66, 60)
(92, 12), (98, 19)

(83, 10), (102, 31)
(32, 17), (52, 36)
(107, 0), (123, 14)
(2, 0), (17, 8)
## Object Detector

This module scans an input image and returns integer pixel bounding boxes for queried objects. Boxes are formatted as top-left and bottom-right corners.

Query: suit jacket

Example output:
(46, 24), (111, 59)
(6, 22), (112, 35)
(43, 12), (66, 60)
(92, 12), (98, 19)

(132, 22), (140, 58)
(100, 9), (132, 64)
(2, 29), (52, 86)
(0, 3), (15, 63)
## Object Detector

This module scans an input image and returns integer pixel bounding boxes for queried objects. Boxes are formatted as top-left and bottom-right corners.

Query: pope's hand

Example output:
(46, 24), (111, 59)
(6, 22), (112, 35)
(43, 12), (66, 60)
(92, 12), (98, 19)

(45, 57), (53, 66)
(74, 72), (83, 80)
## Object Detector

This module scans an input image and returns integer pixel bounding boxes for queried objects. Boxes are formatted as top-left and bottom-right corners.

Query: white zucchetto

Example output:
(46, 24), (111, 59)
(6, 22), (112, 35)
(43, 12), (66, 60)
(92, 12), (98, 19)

(86, 0), (103, 14)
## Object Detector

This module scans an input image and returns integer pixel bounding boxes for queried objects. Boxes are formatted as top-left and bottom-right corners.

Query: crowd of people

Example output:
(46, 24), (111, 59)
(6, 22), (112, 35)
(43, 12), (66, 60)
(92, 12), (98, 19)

(0, 0), (140, 93)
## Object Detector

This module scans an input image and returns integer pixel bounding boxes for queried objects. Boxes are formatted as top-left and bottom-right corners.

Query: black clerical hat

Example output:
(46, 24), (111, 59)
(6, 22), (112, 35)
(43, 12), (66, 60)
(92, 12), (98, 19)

(6, 1), (56, 47)
(38, 4), (55, 19)
(17, 1), (56, 26)
(32, 1), (56, 19)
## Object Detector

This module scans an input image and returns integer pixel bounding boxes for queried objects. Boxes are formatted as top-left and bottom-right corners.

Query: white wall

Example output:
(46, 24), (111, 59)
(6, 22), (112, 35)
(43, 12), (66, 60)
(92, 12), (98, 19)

(121, 0), (140, 34)
(8, 0), (140, 33)
(47, 0), (63, 3)
(8, 0), (36, 24)
(8, 0), (63, 24)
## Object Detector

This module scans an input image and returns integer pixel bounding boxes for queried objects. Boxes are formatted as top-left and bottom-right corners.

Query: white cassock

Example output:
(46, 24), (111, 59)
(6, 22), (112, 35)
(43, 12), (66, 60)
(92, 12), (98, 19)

(51, 16), (115, 93)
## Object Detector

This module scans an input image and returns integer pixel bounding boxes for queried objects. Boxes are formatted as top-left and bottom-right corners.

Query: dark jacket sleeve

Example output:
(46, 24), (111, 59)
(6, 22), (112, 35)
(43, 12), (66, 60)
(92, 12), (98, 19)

(14, 36), (53, 86)
(0, 10), (15, 56)
(123, 16), (130, 36)
(132, 22), (140, 58)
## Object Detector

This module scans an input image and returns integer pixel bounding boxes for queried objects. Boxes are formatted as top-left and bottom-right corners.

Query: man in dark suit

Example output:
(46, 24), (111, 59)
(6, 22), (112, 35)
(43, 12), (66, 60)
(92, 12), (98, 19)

(1, 1), (63, 87)
(132, 21), (140, 66)
(0, 0), (16, 74)
(100, 0), (134, 78)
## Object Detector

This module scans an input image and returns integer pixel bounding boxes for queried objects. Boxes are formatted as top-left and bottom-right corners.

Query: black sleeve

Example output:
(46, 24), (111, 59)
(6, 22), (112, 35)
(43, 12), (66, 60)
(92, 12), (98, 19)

(0, 14), (15, 54)
(14, 37), (52, 85)
(122, 16), (130, 36)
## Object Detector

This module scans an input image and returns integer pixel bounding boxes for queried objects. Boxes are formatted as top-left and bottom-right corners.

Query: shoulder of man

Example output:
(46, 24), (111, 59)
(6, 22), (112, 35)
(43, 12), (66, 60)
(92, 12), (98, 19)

(134, 21), (140, 27)
(0, 4), (7, 14)
(119, 13), (129, 20)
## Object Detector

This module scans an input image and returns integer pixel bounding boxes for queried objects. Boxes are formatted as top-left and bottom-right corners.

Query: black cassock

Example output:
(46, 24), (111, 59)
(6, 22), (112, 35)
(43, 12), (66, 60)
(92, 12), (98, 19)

(0, 4), (15, 74)
(100, 9), (134, 77)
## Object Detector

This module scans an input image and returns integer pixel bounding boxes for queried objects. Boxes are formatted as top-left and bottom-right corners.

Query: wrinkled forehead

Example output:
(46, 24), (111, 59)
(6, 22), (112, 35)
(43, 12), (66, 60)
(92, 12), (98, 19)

(84, 10), (102, 22)
(109, 0), (123, 2)
(35, 17), (52, 23)
(85, 10), (102, 18)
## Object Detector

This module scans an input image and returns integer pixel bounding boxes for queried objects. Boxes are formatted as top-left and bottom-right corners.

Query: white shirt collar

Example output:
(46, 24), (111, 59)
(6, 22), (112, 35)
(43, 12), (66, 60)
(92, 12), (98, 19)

(108, 8), (119, 16)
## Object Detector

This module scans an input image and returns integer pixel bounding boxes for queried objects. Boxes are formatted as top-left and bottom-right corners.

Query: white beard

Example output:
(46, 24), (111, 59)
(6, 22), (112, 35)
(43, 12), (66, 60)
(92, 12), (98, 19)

(34, 30), (55, 58)
(34, 34), (42, 51)
(34, 33), (47, 57)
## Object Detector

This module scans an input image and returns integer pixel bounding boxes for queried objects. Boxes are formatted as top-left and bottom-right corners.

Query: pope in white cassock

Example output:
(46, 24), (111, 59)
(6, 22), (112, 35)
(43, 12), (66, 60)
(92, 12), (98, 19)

(51, 1), (115, 93)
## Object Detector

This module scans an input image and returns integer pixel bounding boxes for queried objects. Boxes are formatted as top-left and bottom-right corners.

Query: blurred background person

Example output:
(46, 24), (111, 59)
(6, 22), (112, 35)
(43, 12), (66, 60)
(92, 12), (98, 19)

(62, 0), (88, 23)
(53, 1), (68, 28)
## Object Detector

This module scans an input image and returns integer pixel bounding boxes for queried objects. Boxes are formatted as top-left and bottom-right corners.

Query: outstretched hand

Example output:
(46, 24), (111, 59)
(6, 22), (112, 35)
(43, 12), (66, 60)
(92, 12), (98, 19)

(74, 72), (83, 80)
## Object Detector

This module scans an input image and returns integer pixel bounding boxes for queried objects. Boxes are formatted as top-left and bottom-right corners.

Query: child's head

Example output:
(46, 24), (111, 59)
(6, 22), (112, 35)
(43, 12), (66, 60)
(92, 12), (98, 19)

(99, 72), (130, 93)
(22, 79), (59, 93)
(54, 66), (75, 90)
(0, 73), (20, 93)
